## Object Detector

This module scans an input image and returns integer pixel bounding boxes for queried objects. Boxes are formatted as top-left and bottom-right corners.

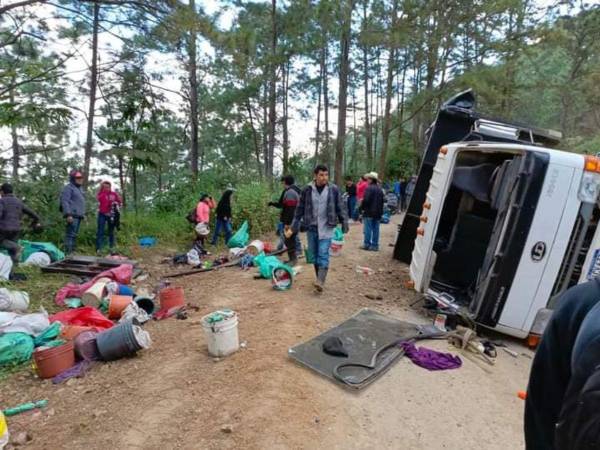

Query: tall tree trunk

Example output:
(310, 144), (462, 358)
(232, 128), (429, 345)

(267, 0), (278, 180)
(246, 99), (263, 178)
(9, 84), (19, 182)
(378, 46), (395, 180)
(282, 60), (290, 174)
(334, 0), (353, 186)
(373, 52), (381, 162)
(323, 39), (330, 168)
(188, 0), (199, 180)
(362, 0), (373, 170)
(262, 83), (269, 173)
(314, 53), (323, 161)
(83, 2), (100, 188)
(351, 87), (358, 175)
(132, 164), (138, 214)
(118, 154), (126, 209)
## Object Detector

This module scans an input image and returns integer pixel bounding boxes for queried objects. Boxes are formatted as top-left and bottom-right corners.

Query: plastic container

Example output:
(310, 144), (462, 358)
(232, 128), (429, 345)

(246, 240), (265, 256)
(201, 311), (239, 357)
(61, 325), (96, 341)
(33, 341), (75, 379)
(0, 411), (8, 449)
(81, 277), (111, 308)
(134, 297), (155, 315)
(108, 295), (133, 320)
(74, 330), (101, 361)
(329, 239), (344, 257)
(304, 248), (315, 264)
(117, 284), (134, 296)
(95, 322), (143, 361)
(159, 286), (185, 311)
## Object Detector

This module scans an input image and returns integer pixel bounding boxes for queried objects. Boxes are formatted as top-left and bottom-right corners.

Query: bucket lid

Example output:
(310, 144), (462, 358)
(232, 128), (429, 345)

(202, 309), (236, 325)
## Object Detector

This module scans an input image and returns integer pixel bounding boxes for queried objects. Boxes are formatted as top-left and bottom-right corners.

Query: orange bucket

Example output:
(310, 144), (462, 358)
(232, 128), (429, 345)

(108, 295), (133, 320)
(159, 286), (185, 311)
(34, 341), (75, 379)
(61, 325), (96, 340)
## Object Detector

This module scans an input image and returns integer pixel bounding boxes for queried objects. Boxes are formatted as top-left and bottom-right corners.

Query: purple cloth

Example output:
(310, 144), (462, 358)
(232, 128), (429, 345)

(52, 360), (96, 384)
(400, 341), (462, 371)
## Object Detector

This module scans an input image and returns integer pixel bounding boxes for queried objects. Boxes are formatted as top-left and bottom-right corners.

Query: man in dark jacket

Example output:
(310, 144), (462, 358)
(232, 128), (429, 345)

(359, 172), (384, 251)
(292, 165), (348, 292)
(525, 279), (600, 449)
(0, 183), (40, 263)
(269, 175), (302, 264)
(345, 177), (358, 220)
(60, 170), (86, 254)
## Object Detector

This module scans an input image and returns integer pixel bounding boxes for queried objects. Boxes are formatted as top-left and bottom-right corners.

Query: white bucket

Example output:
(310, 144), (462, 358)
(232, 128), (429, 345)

(246, 240), (265, 256)
(82, 277), (111, 307)
(329, 239), (344, 257)
(201, 311), (239, 357)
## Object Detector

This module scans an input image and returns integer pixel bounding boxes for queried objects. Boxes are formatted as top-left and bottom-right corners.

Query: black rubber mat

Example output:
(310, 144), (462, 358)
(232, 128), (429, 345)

(288, 309), (422, 390)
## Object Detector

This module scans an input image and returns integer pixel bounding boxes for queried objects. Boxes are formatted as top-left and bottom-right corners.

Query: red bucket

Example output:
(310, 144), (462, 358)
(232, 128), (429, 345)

(159, 286), (185, 311)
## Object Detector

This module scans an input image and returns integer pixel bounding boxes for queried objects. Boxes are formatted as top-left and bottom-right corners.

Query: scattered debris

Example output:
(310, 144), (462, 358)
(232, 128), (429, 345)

(3, 400), (48, 417)
(220, 424), (233, 434)
(355, 266), (374, 276)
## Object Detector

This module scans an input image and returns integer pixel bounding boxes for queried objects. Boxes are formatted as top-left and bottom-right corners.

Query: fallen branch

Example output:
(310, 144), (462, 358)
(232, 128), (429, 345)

(164, 248), (287, 279)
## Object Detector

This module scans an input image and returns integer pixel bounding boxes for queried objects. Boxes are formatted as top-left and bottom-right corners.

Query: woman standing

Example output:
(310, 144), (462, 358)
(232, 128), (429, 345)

(211, 189), (234, 246)
(195, 194), (215, 246)
(96, 181), (122, 252)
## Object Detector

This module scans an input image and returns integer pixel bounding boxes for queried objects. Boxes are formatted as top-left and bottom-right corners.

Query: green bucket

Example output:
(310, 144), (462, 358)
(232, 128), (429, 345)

(304, 248), (315, 264)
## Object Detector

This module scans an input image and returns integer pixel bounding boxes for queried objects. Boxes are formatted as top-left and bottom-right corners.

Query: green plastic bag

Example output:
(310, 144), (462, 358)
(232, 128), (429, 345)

(333, 226), (344, 242)
(227, 221), (250, 248)
(18, 240), (65, 262)
(0, 333), (34, 366)
(253, 252), (282, 279)
(33, 323), (62, 348)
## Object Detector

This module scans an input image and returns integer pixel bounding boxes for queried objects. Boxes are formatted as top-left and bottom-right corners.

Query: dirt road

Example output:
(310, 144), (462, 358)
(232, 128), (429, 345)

(2, 216), (533, 449)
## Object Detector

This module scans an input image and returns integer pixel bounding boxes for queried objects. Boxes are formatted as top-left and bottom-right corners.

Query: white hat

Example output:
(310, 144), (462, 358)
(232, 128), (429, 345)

(195, 223), (210, 236)
(366, 172), (379, 180)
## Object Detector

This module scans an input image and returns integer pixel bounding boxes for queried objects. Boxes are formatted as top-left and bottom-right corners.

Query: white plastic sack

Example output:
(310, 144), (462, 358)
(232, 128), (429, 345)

(119, 302), (150, 325)
(229, 247), (246, 259)
(0, 288), (29, 313)
(0, 309), (49, 336)
(187, 249), (201, 266)
(0, 254), (12, 281)
(23, 252), (51, 267)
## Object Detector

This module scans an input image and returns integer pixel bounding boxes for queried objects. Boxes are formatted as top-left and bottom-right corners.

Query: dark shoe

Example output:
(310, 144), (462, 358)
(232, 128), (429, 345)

(370, 247), (379, 252)
(360, 246), (370, 251)
(314, 267), (328, 293)
(9, 273), (27, 281)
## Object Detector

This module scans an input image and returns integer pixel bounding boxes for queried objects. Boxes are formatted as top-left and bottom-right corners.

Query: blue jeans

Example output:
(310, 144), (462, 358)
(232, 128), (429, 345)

(277, 222), (302, 253)
(96, 213), (116, 251)
(211, 218), (232, 245)
(347, 196), (357, 220)
(363, 217), (380, 250)
(65, 217), (82, 254)
(307, 229), (331, 269)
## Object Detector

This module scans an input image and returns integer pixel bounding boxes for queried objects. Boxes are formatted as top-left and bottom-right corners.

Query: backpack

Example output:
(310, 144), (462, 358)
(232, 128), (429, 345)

(186, 208), (197, 224)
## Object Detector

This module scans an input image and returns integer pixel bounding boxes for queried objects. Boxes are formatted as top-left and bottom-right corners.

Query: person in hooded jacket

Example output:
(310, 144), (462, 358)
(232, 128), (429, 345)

(60, 170), (86, 254)
(0, 183), (41, 263)
(96, 181), (122, 252)
(269, 175), (301, 265)
(525, 278), (600, 450)
(359, 172), (384, 251)
(211, 189), (234, 246)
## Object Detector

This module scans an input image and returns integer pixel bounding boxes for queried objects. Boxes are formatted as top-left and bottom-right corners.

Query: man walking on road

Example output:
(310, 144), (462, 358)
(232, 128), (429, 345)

(360, 172), (384, 251)
(269, 175), (301, 265)
(60, 170), (86, 254)
(0, 183), (41, 263)
(293, 165), (348, 293)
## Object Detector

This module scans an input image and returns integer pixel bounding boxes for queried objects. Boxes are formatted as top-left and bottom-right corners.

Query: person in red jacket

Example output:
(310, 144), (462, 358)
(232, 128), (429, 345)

(356, 175), (368, 206)
(96, 181), (122, 253)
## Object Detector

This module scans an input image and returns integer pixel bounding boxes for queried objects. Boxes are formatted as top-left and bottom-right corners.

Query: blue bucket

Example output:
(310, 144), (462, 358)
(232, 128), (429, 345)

(118, 284), (134, 296)
(138, 237), (157, 247)
(96, 322), (143, 361)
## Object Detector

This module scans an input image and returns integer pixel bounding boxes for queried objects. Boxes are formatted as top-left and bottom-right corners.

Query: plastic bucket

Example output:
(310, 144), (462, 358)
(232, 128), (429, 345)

(33, 341), (76, 379)
(329, 239), (344, 257)
(134, 297), (155, 315)
(61, 325), (96, 341)
(159, 286), (185, 311)
(117, 284), (134, 296)
(201, 311), (239, 357)
(246, 240), (265, 256)
(108, 295), (134, 320)
(96, 322), (143, 361)
(304, 248), (315, 264)
(81, 277), (111, 308)
(272, 267), (293, 290)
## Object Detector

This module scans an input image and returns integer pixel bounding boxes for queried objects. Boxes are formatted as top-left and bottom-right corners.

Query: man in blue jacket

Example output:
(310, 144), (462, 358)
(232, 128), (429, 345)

(360, 172), (384, 251)
(292, 165), (348, 293)
(60, 170), (86, 254)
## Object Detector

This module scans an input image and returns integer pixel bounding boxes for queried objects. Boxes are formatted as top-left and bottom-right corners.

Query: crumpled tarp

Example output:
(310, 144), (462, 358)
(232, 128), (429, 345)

(0, 322), (62, 366)
(19, 240), (65, 263)
(0, 254), (12, 281)
(0, 310), (49, 336)
(55, 264), (133, 305)
(50, 306), (114, 330)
